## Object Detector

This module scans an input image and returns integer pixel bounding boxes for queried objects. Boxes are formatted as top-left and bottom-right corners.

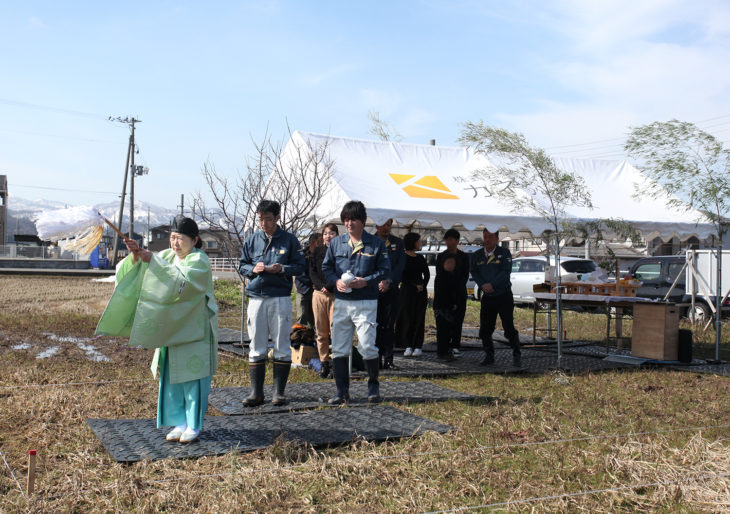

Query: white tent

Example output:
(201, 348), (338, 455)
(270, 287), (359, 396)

(283, 130), (715, 240)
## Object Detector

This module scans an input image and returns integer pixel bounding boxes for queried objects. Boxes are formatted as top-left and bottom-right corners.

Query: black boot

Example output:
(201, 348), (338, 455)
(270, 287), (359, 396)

(365, 358), (381, 403)
(480, 337), (494, 366)
(328, 356), (350, 405)
(243, 360), (266, 407)
(510, 335), (522, 368)
(319, 359), (332, 379)
(272, 360), (291, 406)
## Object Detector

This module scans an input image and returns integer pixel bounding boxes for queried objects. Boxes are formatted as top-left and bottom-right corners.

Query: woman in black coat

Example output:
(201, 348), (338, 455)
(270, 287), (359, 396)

(396, 232), (429, 357)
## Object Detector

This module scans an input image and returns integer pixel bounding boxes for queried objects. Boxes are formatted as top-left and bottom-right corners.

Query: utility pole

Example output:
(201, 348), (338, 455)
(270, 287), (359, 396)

(179, 194), (185, 215)
(147, 206), (151, 248)
(109, 116), (140, 266)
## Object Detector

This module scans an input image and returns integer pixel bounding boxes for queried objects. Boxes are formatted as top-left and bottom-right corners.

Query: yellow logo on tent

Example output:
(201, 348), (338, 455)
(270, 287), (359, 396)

(389, 173), (459, 199)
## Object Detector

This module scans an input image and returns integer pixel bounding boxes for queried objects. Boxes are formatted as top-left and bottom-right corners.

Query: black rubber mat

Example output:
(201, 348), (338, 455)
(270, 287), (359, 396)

(218, 342), (248, 358)
(87, 405), (452, 462)
(218, 327), (250, 344)
(208, 381), (487, 415)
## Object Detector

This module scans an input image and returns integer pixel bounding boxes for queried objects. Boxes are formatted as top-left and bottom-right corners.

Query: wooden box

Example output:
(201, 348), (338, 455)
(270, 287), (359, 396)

(291, 345), (318, 365)
(631, 303), (679, 360)
(549, 282), (638, 297)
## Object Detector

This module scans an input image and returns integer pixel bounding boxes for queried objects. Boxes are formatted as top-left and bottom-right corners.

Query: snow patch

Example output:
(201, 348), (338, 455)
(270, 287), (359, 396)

(37, 346), (60, 359)
(92, 275), (116, 283)
(76, 342), (111, 362)
(12, 343), (32, 350)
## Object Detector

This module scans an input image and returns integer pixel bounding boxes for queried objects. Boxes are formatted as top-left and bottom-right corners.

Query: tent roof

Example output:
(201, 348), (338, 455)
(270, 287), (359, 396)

(287, 130), (715, 240)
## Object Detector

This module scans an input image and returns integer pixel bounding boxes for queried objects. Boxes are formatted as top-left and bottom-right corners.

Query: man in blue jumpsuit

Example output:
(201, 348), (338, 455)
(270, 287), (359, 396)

(322, 201), (390, 404)
(470, 228), (522, 368)
(239, 199), (306, 407)
(373, 218), (405, 369)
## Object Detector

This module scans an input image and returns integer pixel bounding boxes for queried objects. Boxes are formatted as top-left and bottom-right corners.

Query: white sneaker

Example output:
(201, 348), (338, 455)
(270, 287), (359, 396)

(166, 423), (187, 441)
(452, 348), (462, 357)
(412, 348), (423, 357)
(179, 427), (201, 443)
(403, 348), (413, 357)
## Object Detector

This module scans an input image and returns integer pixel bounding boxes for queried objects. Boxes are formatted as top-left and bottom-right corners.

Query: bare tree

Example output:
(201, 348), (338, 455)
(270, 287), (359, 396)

(368, 110), (403, 142)
(192, 126), (337, 259)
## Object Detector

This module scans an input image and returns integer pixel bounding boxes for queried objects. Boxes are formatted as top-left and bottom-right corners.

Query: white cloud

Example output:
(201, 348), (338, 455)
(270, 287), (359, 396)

(496, 1), (730, 154)
(28, 16), (46, 28)
(299, 64), (355, 87)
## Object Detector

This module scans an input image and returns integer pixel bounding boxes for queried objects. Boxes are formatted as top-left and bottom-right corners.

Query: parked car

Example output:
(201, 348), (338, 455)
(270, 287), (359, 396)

(626, 255), (730, 320)
(473, 255), (600, 303)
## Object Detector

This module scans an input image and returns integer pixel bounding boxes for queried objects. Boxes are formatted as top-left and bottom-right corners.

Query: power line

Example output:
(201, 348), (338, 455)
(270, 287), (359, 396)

(0, 97), (110, 121)
(0, 127), (118, 144)
(10, 184), (119, 195)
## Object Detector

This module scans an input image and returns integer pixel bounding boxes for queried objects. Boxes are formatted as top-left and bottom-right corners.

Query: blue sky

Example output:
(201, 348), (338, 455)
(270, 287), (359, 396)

(1, 0), (729, 208)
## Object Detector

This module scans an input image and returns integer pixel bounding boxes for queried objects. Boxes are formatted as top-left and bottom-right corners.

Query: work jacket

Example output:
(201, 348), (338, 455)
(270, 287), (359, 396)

(470, 245), (513, 298)
(96, 248), (218, 384)
(372, 233), (405, 288)
(322, 232), (390, 301)
(239, 227), (305, 298)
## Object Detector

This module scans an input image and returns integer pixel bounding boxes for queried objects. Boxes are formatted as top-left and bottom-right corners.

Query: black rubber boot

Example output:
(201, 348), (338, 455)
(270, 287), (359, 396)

(365, 358), (381, 403)
(480, 337), (495, 366)
(319, 359), (332, 379)
(243, 360), (266, 407)
(328, 357), (350, 405)
(510, 335), (522, 368)
(272, 360), (291, 406)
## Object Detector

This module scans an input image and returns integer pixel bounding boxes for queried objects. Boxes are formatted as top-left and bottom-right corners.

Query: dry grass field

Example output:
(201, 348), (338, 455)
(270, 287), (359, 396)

(0, 275), (729, 512)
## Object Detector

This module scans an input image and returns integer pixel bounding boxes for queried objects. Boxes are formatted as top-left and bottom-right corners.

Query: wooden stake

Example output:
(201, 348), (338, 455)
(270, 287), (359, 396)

(27, 449), (36, 495)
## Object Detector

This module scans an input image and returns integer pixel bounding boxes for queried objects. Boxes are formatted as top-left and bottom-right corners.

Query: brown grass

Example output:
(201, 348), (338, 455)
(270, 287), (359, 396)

(0, 276), (728, 512)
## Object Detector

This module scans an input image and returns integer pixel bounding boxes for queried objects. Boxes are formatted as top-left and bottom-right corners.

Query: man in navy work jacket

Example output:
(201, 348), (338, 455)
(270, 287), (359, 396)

(322, 200), (390, 404)
(470, 228), (522, 368)
(373, 218), (405, 369)
(239, 199), (306, 407)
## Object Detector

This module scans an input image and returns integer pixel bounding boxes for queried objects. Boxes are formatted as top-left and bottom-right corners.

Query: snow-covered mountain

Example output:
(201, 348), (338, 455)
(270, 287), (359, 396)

(6, 197), (180, 238)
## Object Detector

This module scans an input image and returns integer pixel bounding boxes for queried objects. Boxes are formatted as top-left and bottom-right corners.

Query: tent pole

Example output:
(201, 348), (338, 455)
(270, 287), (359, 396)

(555, 234), (563, 369)
(714, 242), (722, 362)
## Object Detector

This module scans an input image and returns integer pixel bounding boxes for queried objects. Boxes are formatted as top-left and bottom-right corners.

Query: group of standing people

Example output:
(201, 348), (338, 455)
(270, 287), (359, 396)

(96, 197), (521, 444)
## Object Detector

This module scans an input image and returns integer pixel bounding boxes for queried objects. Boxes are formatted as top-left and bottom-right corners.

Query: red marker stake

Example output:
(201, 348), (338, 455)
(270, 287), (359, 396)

(27, 450), (36, 495)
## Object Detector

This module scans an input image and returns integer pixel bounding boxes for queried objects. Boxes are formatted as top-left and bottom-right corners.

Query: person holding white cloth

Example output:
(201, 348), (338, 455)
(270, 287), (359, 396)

(322, 201), (390, 405)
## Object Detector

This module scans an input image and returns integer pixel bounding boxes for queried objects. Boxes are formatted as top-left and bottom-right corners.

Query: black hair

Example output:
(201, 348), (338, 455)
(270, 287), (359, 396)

(340, 201), (367, 224)
(444, 228), (460, 241)
(308, 232), (322, 244)
(171, 215), (203, 249)
(404, 232), (421, 251)
(322, 222), (339, 235)
(257, 199), (280, 217)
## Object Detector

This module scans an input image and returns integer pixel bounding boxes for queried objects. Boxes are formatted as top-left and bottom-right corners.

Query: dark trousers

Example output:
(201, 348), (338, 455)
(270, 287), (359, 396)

(450, 299), (467, 350)
(436, 311), (458, 357)
(479, 291), (520, 354)
(376, 287), (399, 361)
(397, 286), (427, 349)
(296, 290), (314, 327)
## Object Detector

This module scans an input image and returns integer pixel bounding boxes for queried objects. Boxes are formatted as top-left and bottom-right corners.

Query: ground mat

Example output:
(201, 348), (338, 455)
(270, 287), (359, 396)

(208, 381), (486, 415)
(87, 405), (452, 463)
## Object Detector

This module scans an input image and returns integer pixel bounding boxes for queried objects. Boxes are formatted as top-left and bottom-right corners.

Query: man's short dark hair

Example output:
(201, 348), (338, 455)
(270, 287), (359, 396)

(340, 201), (367, 224)
(444, 228), (460, 241)
(403, 232), (421, 251)
(257, 199), (280, 217)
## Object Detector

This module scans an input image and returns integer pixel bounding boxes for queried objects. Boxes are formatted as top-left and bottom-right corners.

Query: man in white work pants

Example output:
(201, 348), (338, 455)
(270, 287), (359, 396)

(247, 296), (292, 362)
(331, 299), (379, 362)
